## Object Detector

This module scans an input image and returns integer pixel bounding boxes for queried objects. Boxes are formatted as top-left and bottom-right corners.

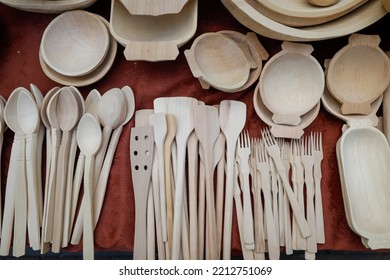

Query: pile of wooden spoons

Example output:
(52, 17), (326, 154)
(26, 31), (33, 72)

(185, 30), (268, 93)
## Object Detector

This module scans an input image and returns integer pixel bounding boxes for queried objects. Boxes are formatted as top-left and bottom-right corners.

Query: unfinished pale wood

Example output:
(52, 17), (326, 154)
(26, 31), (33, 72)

(185, 33), (250, 91)
(383, 82), (390, 143)
(3, 88), (29, 257)
(16, 90), (41, 251)
(39, 15), (117, 87)
(259, 41), (323, 126)
(253, 0), (367, 27)
(384, 0), (390, 12)
(253, 83), (320, 139)
(119, 0), (188, 15)
(337, 123), (390, 249)
(41, 10), (109, 77)
(313, 132), (325, 244)
(0, 98), (4, 237)
(308, 0), (338, 7)
(130, 126), (154, 259)
(194, 105), (219, 259)
(110, 0), (197, 61)
(77, 113), (102, 260)
(219, 100), (247, 260)
(222, 0), (386, 42)
(0, 0), (96, 14)
(327, 34), (390, 115)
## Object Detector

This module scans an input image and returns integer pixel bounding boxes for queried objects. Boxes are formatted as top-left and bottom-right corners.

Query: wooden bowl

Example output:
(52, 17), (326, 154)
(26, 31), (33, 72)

(118, 0), (189, 16)
(337, 125), (390, 249)
(221, 0), (386, 42)
(109, 0), (197, 61)
(41, 10), (110, 77)
(39, 15), (117, 87)
(327, 34), (390, 115)
(253, 82), (320, 139)
(185, 32), (251, 92)
(259, 41), (324, 126)
(0, 0), (97, 14)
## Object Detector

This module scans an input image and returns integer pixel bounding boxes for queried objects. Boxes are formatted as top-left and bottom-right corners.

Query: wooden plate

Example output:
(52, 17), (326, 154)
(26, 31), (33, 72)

(337, 125), (390, 249)
(185, 32), (250, 91)
(253, 82), (320, 139)
(39, 15), (117, 87)
(221, 0), (386, 42)
(109, 0), (197, 61)
(0, 0), (97, 13)
(41, 10), (110, 77)
(259, 42), (324, 126)
(252, 0), (368, 27)
(327, 34), (390, 115)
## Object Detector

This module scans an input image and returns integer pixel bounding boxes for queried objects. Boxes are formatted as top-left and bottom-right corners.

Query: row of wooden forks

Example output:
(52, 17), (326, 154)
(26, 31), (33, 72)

(235, 128), (324, 259)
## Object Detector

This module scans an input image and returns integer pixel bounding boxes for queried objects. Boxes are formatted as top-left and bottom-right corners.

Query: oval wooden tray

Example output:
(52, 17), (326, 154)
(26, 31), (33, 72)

(109, 0), (197, 61)
(221, 0), (386, 42)
(39, 15), (117, 87)
(337, 125), (390, 249)
(0, 0), (97, 13)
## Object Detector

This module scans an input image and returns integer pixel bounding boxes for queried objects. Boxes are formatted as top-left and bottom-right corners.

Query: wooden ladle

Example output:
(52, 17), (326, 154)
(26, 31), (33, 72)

(76, 113), (103, 260)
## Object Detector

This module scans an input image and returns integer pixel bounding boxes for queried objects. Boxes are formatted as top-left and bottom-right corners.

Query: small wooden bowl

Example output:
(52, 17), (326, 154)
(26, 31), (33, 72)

(259, 41), (324, 126)
(185, 32), (251, 91)
(40, 10), (110, 77)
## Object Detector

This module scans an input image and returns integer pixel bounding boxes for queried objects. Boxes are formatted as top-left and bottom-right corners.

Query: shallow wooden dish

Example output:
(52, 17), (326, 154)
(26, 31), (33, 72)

(327, 34), (390, 115)
(39, 15), (117, 87)
(110, 0), (197, 61)
(252, 0), (368, 27)
(337, 124), (390, 249)
(0, 0), (96, 13)
(253, 82), (320, 139)
(185, 32), (250, 91)
(221, 0), (386, 42)
(41, 10), (110, 77)
(119, 0), (189, 16)
(259, 41), (324, 126)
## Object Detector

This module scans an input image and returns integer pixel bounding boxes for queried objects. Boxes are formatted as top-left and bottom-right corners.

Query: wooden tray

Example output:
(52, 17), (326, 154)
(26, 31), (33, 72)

(221, 0), (386, 42)
(109, 0), (197, 61)
(0, 0), (97, 13)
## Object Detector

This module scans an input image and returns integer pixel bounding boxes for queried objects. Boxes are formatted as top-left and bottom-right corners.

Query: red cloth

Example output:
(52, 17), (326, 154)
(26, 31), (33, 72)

(0, 0), (389, 257)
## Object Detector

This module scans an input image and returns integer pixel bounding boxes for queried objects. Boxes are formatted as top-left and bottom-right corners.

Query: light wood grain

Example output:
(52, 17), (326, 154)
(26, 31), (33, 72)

(0, 0), (97, 14)
(119, 0), (188, 15)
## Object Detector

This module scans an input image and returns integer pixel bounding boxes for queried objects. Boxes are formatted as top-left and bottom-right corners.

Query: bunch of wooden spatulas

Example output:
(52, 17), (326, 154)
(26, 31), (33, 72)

(130, 96), (324, 260)
(0, 84), (135, 260)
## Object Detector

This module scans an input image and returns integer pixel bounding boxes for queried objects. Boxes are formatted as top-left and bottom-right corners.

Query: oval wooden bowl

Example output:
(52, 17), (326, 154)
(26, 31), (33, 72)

(185, 32), (250, 91)
(259, 41), (324, 126)
(41, 10), (109, 77)
(39, 15), (117, 87)
(337, 125), (390, 249)
(109, 0), (197, 61)
(221, 0), (386, 42)
(253, 82), (320, 139)
(327, 34), (390, 115)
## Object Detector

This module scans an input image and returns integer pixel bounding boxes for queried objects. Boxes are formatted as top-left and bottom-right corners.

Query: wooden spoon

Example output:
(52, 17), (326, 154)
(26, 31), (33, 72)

(219, 100), (246, 260)
(76, 113), (102, 260)
(17, 90), (41, 251)
(0, 98), (5, 236)
(194, 104), (220, 259)
(2, 87), (29, 257)
(51, 88), (80, 253)
(308, 0), (338, 7)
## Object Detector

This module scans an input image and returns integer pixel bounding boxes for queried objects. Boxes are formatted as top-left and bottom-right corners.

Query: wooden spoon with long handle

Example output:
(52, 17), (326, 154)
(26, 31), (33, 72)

(219, 100), (246, 260)
(76, 113), (102, 260)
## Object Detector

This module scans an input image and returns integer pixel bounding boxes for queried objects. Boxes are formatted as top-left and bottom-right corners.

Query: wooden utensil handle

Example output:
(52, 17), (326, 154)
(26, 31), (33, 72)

(25, 133), (41, 251)
(124, 42), (179, 62)
(83, 157), (95, 260)
(272, 113), (302, 126)
(341, 102), (372, 115)
(245, 32), (269, 61)
(281, 41), (313, 55)
(270, 125), (304, 139)
(36, 125), (45, 225)
(348, 33), (381, 47)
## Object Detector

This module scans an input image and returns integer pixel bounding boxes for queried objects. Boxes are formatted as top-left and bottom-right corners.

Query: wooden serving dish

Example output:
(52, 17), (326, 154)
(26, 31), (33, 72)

(327, 34), (390, 115)
(110, 0), (197, 61)
(0, 0), (96, 14)
(185, 32), (250, 92)
(337, 122), (390, 249)
(221, 0), (386, 42)
(259, 42), (324, 126)
(254, 0), (368, 27)
(253, 82), (320, 139)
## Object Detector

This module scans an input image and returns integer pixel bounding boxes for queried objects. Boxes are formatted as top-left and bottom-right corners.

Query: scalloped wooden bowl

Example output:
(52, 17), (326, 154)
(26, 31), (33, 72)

(41, 10), (109, 77)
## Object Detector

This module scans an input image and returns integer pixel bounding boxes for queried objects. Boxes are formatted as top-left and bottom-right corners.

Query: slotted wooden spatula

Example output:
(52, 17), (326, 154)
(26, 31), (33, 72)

(130, 126), (154, 260)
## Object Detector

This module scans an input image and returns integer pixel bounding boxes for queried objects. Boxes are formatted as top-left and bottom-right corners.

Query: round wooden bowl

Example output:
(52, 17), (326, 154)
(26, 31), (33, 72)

(40, 10), (110, 77)
(259, 41), (324, 126)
